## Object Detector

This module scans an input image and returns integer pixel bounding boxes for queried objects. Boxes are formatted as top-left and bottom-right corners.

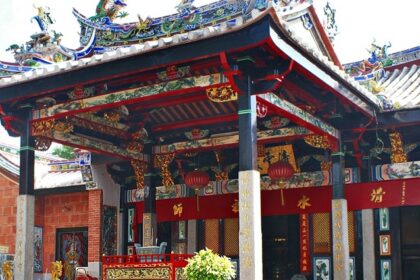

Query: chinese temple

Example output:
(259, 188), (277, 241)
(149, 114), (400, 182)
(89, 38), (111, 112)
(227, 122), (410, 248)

(1, 0), (420, 279)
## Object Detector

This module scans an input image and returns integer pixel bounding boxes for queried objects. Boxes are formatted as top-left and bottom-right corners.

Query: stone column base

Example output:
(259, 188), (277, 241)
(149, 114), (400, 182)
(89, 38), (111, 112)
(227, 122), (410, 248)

(88, 262), (101, 279)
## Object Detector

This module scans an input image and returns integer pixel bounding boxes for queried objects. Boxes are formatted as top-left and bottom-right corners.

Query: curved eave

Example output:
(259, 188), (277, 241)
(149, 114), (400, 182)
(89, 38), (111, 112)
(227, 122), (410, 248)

(0, 153), (19, 182)
(266, 10), (379, 116)
(0, 10), (273, 101)
(0, 8), (379, 119)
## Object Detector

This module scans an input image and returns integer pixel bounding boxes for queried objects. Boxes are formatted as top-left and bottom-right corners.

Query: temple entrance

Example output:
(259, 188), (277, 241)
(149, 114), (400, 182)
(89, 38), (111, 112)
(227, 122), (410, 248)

(56, 228), (88, 280)
(263, 215), (300, 280)
(157, 222), (171, 253)
(401, 206), (420, 279)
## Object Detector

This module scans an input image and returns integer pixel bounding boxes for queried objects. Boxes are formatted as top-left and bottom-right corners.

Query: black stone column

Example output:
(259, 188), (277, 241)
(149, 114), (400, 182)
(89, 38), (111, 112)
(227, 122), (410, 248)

(15, 108), (35, 279)
(19, 109), (35, 195)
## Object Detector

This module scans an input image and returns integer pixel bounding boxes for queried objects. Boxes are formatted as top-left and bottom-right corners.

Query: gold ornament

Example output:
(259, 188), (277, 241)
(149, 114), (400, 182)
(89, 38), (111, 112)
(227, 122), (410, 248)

(232, 199), (239, 213)
(32, 119), (55, 136)
(104, 111), (121, 123)
(304, 135), (330, 149)
(371, 187), (386, 203)
(297, 195), (311, 210)
(51, 261), (63, 280)
(2, 261), (13, 280)
(126, 141), (144, 153)
(131, 160), (147, 189)
(320, 160), (332, 171)
(54, 121), (74, 134)
(155, 153), (175, 191)
(206, 85), (238, 103)
(389, 131), (407, 163)
(173, 203), (183, 217)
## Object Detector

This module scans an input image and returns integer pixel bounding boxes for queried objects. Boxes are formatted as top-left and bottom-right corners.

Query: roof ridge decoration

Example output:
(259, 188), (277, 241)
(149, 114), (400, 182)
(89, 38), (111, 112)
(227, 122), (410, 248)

(343, 41), (399, 110)
(0, 0), (322, 82)
(0, 0), (270, 78)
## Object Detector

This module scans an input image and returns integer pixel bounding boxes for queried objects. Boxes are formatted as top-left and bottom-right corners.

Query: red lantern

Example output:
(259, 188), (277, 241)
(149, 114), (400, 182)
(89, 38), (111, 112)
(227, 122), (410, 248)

(185, 170), (210, 211)
(268, 161), (294, 206)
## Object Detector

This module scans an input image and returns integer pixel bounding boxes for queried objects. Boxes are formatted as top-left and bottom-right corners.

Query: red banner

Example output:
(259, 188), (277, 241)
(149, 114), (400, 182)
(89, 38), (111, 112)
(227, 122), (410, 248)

(300, 214), (310, 272)
(135, 177), (420, 222)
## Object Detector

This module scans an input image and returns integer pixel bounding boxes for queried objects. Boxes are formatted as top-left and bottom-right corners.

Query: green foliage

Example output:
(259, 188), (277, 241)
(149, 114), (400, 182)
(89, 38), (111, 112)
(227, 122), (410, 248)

(184, 248), (236, 280)
(52, 145), (75, 160)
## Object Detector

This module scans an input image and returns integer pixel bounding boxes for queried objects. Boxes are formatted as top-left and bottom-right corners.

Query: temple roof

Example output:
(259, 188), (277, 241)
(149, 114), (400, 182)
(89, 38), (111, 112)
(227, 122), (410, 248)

(344, 46), (420, 110)
(379, 64), (420, 109)
(0, 3), (381, 111)
(0, 146), (84, 190)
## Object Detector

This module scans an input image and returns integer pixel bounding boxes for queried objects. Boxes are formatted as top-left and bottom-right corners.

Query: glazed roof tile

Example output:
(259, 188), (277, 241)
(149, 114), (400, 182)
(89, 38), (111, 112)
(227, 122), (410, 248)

(0, 4), (382, 111)
(36, 170), (84, 189)
(379, 64), (420, 109)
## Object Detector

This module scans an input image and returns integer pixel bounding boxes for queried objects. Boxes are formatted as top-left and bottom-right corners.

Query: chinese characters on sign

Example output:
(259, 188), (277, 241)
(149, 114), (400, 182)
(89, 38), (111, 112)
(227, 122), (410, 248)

(173, 203), (183, 217)
(332, 201), (344, 273)
(300, 213), (310, 272)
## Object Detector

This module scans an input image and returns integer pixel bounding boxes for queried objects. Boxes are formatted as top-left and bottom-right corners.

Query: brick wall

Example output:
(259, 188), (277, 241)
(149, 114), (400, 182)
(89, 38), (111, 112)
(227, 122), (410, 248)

(41, 192), (89, 271)
(88, 189), (103, 263)
(0, 173), (18, 253)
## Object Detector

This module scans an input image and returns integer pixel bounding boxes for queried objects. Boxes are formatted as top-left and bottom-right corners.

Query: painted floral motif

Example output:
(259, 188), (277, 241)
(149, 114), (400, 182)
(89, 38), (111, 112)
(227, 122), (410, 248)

(35, 74), (222, 119)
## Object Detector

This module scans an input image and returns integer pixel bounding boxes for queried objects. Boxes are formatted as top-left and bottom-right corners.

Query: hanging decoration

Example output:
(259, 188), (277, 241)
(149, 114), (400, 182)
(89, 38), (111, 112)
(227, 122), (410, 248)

(206, 85), (238, 103)
(184, 170), (210, 211)
(34, 137), (52, 151)
(131, 160), (147, 189)
(389, 131), (407, 163)
(304, 135), (330, 149)
(155, 153), (175, 191)
(268, 152), (295, 206)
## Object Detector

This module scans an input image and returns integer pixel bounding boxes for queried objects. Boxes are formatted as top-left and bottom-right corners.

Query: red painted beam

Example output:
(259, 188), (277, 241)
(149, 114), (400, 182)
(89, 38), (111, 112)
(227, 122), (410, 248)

(283, 80), (325, 110)
(152, 113), (238, 132)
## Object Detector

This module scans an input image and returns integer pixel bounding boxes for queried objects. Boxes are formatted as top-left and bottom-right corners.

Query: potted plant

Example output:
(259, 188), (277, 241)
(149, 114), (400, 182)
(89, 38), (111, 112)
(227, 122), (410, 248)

(184, 248), (236, 280)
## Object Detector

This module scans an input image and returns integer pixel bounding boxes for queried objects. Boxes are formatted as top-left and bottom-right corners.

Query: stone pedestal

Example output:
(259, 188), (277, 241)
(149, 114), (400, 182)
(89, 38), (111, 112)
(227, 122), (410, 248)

(362, 209), (375, 280)
(239, 170), (262, 280)
(332, 199), (350, 280)
(14, 194), (35, 280)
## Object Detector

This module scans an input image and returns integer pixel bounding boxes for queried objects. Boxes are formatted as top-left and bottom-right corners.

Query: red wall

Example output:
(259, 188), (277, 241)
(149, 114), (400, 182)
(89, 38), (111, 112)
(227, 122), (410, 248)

(41, 192), (90, 270)
(0, 173), (99, 273)
(0, 174), (18, 253)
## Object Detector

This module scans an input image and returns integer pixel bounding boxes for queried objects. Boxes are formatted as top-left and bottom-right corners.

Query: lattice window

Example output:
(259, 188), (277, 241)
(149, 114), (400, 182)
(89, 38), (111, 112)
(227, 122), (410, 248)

(348, 211), (355, 253)
(205, 219), (220, 253)
(224, 218), (239, 256)
(313, 213), (331, 254)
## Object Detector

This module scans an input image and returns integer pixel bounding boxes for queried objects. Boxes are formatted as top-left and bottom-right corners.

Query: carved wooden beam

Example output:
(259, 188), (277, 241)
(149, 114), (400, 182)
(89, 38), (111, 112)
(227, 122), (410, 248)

(32, 73), (225, 121)
(153, 126), (311, 154)
(34, 128), (148, 161)
(257, 93), (339, 150)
